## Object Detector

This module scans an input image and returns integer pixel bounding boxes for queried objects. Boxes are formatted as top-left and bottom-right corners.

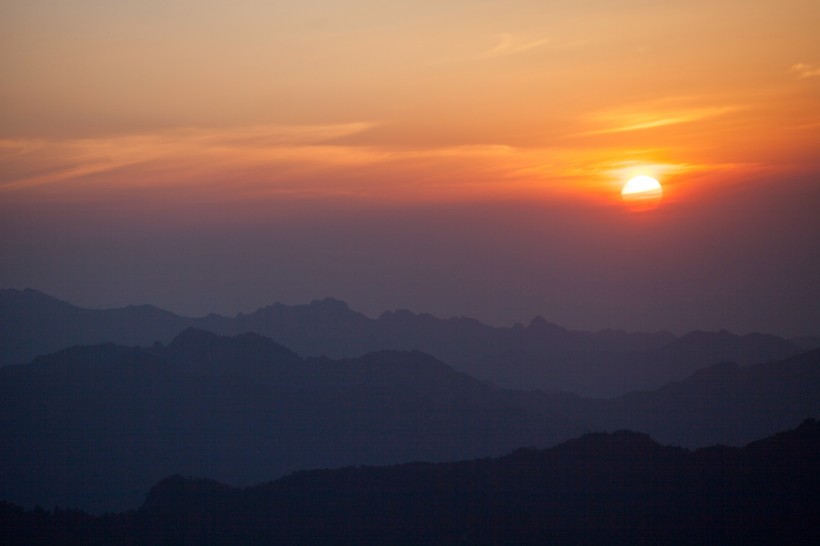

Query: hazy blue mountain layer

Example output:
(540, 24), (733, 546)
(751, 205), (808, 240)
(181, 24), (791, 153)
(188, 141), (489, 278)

(0, 288), (804, 396)
(1, 328), (817, 513)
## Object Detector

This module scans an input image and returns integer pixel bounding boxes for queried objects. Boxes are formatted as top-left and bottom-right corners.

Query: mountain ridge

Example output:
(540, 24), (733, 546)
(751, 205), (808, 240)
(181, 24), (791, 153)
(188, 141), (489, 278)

(1, 328), (818, 513)
(0, 329), (577, 512)
(3, 420), (818, 545)
(0, 288), (804, 396)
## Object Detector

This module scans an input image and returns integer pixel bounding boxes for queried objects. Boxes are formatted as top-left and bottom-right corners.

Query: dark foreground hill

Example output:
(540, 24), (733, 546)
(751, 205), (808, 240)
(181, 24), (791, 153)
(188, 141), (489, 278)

(1, 329), (818, 513)
(3, 420), (819, 546)
(0, 288), (804, 396)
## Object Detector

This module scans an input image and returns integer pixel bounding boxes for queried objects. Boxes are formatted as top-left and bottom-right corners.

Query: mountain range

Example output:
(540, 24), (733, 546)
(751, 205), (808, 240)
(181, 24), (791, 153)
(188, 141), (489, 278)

(3, 419), (818, 545)
(2, 327), (818, 513)
(1, 288), (811, 397)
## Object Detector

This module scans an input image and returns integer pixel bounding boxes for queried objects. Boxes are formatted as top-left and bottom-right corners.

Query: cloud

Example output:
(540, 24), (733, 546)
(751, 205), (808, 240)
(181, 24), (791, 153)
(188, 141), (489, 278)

(580, 100), (744, 135)
(0, 113), (785, 209)
(0, 123), (379, 193)
(430, 33), (554, 65)
(789, 63), (820, 79)
(0, 122), (528, 205)
(483, 33), (551, 59)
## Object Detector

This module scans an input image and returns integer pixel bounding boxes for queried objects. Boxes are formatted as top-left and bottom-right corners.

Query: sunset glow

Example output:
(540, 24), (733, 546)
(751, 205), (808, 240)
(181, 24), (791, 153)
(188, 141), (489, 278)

(2, 1), (818, 207)
(1, 0), (818, 336)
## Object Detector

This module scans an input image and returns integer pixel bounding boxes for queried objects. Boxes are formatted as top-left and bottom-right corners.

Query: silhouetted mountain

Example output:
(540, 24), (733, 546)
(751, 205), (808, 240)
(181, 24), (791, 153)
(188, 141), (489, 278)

(594, 347), (820, 446)
(161, 328), (302, 376)
(0, 288), (194, 367)
(0, 288), (803, 396)
(2, 327), (818, 513)
(656, 328), (800, 372)
(211, 304), (687, 395)
(0, 330), (579, 513)
(3, 421), (818, 545)
(791, 335), (820, 351)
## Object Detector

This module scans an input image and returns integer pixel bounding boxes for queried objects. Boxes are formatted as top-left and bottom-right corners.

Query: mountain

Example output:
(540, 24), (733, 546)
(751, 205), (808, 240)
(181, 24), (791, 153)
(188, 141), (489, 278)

(3, 420), (818, 545)
(791, 335), (820, 351)
(593, 347), (820, 446)
(0, 288), (803, 396)
(0, 288), (194, 367)
(488, 347), (820, 449)
(186, 300), (802, 396)
(1, 328), (818, 513)
(0, 329), (579, 513)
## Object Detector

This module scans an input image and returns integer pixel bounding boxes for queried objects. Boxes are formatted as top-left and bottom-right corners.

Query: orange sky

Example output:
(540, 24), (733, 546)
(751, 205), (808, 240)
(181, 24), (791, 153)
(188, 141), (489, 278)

(1, 1), (819, 336)
(2, 0), (818, 208)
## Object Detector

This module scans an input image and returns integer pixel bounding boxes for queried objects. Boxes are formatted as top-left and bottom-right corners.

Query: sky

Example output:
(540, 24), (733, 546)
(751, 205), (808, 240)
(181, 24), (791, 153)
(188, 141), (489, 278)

(1, 0), (819, 337)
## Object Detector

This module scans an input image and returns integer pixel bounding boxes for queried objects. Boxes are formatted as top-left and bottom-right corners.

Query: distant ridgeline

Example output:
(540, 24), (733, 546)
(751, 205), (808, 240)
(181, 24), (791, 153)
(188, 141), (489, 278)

(1, 288), (813, 397)
(1, 325), (819, 513)
(2, 420), (819, 546)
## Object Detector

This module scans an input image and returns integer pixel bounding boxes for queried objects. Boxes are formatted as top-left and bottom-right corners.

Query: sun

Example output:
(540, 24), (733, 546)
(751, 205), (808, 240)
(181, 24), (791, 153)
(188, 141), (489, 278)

(621, 176), (663, 210)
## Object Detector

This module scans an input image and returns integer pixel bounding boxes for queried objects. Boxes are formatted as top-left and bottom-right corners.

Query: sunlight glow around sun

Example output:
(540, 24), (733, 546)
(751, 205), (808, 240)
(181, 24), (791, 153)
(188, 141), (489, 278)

(622, 176), (662, 196)
(621, 176), (663, 210)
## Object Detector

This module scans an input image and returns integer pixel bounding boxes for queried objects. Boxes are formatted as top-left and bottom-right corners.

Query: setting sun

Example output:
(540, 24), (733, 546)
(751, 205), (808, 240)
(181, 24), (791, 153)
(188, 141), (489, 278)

(622, 176), (662, 195)
(621, 176), (663, 210)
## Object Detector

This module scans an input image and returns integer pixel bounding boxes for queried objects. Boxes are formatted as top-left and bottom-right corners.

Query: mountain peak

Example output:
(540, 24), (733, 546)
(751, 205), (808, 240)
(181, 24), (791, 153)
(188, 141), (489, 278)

(527, 316), (566, 333)
(747, 417), (820, 450)
(167, 327), (291, 353)
(309, 297), (351, 311)
(142, 475), (234, 514)
(555, 429), (667, 460)
(247, 298), (358, 320)
(795, 418), (820, 438)
(164, 328), (300, 375)
(377, 308), (439, 324)
(168, 327), (222, 346)
(0, 287), (75, 308)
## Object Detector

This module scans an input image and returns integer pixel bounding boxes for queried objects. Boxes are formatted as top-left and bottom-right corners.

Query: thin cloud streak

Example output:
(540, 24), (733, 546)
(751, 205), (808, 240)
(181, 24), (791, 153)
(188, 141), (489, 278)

(484, 33), (551, 58)
(0, 119), (783, 209)
(430, 32), (562, 65)
(790, 63), (820, 79)
(581, 104), (744, 135)
(0, 123), (379, 192)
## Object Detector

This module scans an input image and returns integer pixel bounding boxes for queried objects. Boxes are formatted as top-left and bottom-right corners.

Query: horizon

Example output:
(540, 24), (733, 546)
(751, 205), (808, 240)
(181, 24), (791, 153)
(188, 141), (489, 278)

(4, 285), (817, 340)
(2, 1), (819, 339)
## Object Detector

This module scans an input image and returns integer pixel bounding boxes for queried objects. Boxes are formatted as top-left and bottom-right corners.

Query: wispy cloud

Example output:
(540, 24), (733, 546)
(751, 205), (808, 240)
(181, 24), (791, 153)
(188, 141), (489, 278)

(789, 63), (820, 79)
(580, 100), (744, 135)
(483, 33), (551, 59)
(0, 123), (524, 203)
(0, 123), (378, 192)
(431, 33), (555, 65)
